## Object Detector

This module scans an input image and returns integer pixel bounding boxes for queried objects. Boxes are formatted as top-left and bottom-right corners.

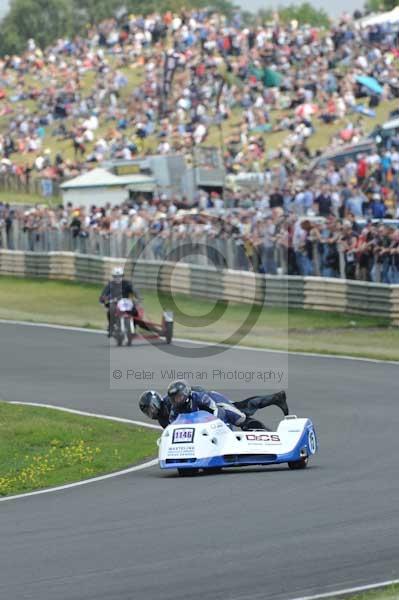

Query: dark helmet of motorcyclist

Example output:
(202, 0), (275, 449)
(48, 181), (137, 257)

(139, 390), (163, 419)
(112, 266), (124, 283)
(167, 380), (192, 411)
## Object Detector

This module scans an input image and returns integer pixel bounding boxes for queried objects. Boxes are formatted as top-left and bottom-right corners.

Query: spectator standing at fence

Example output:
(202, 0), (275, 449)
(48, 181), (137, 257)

(320, 219), (340, 278)
(341, 222), (358, 280)
(370, 224), (387, 283)
(260, 215), (277, 274)
(356, 224), (374, 281)
(293, 219), (309, 276)
(3, 205), (14, 249)
(389, 230), (399, 284)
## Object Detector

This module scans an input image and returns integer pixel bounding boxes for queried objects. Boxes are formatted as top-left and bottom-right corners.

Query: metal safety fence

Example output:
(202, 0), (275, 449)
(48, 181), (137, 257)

(0, 220), (395, 284)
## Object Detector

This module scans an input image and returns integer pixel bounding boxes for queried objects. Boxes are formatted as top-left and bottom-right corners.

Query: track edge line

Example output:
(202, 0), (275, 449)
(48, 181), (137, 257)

(289, 578), (399, 600)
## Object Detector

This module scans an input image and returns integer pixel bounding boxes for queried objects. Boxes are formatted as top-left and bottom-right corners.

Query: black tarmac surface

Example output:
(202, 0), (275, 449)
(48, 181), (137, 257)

(1, 323), (398, 600)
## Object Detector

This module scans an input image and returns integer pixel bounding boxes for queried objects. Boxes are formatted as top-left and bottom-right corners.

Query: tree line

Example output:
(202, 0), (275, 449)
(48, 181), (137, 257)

(0, 0), (395, 56)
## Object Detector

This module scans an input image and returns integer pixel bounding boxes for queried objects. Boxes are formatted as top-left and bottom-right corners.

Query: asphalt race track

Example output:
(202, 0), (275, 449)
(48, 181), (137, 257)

(1, 322), (399, 600)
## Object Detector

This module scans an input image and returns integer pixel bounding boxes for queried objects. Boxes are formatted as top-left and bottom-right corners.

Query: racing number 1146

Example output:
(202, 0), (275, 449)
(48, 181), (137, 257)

(172, 428), (194, 444)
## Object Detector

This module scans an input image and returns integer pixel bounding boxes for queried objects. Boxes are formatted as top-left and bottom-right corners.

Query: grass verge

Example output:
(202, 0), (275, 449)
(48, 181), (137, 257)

(0, 401), (159, 497)
(333, 583), (399, 600)
(0, 275), (397, 361)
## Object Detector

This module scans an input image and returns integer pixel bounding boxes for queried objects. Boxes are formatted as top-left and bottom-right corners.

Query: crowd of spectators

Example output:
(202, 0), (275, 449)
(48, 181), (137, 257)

(0, 7), (398, 181)
(2, 176), (399, 282)
(1, 8), (399, 283)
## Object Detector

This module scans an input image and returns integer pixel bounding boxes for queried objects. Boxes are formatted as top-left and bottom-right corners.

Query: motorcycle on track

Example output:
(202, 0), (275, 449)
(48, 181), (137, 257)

(109, 298), (136, 347)
(158, 411), (318, 476)
(109, 298), (174, 347)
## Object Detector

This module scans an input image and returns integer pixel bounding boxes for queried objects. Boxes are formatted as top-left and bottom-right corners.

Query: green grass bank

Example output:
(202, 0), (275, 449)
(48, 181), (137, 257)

(0, 401), (159, 497)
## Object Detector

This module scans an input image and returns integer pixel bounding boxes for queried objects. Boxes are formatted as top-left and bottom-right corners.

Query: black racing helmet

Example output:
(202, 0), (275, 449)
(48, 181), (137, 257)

(167, 380), (192, 411)
(139, 390), (163, 419)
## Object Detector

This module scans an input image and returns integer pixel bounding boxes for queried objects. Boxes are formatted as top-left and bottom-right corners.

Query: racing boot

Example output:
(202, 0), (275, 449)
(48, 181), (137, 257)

(272, 391), (289, 416)
(235, 392), (289, 417)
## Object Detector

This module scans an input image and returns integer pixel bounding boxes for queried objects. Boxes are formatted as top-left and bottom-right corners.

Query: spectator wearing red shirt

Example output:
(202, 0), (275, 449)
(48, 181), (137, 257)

(357, 155), (368, 184)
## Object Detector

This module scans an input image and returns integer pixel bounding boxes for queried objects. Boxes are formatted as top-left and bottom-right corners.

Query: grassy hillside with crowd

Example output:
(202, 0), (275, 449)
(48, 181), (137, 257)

(0, 0), (398, 188)
(1, 2), (399, 288)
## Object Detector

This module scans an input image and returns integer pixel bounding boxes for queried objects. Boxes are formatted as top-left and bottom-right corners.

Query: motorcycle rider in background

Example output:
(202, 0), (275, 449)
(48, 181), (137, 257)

(99, 266), (141, 337)
(139, 382), (289, 430)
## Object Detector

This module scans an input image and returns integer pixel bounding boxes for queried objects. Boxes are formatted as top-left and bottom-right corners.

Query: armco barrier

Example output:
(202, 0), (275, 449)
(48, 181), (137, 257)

(0, 250), (398, 324)
(0, 250), (26, 277)
(391, 287), (399, 322)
